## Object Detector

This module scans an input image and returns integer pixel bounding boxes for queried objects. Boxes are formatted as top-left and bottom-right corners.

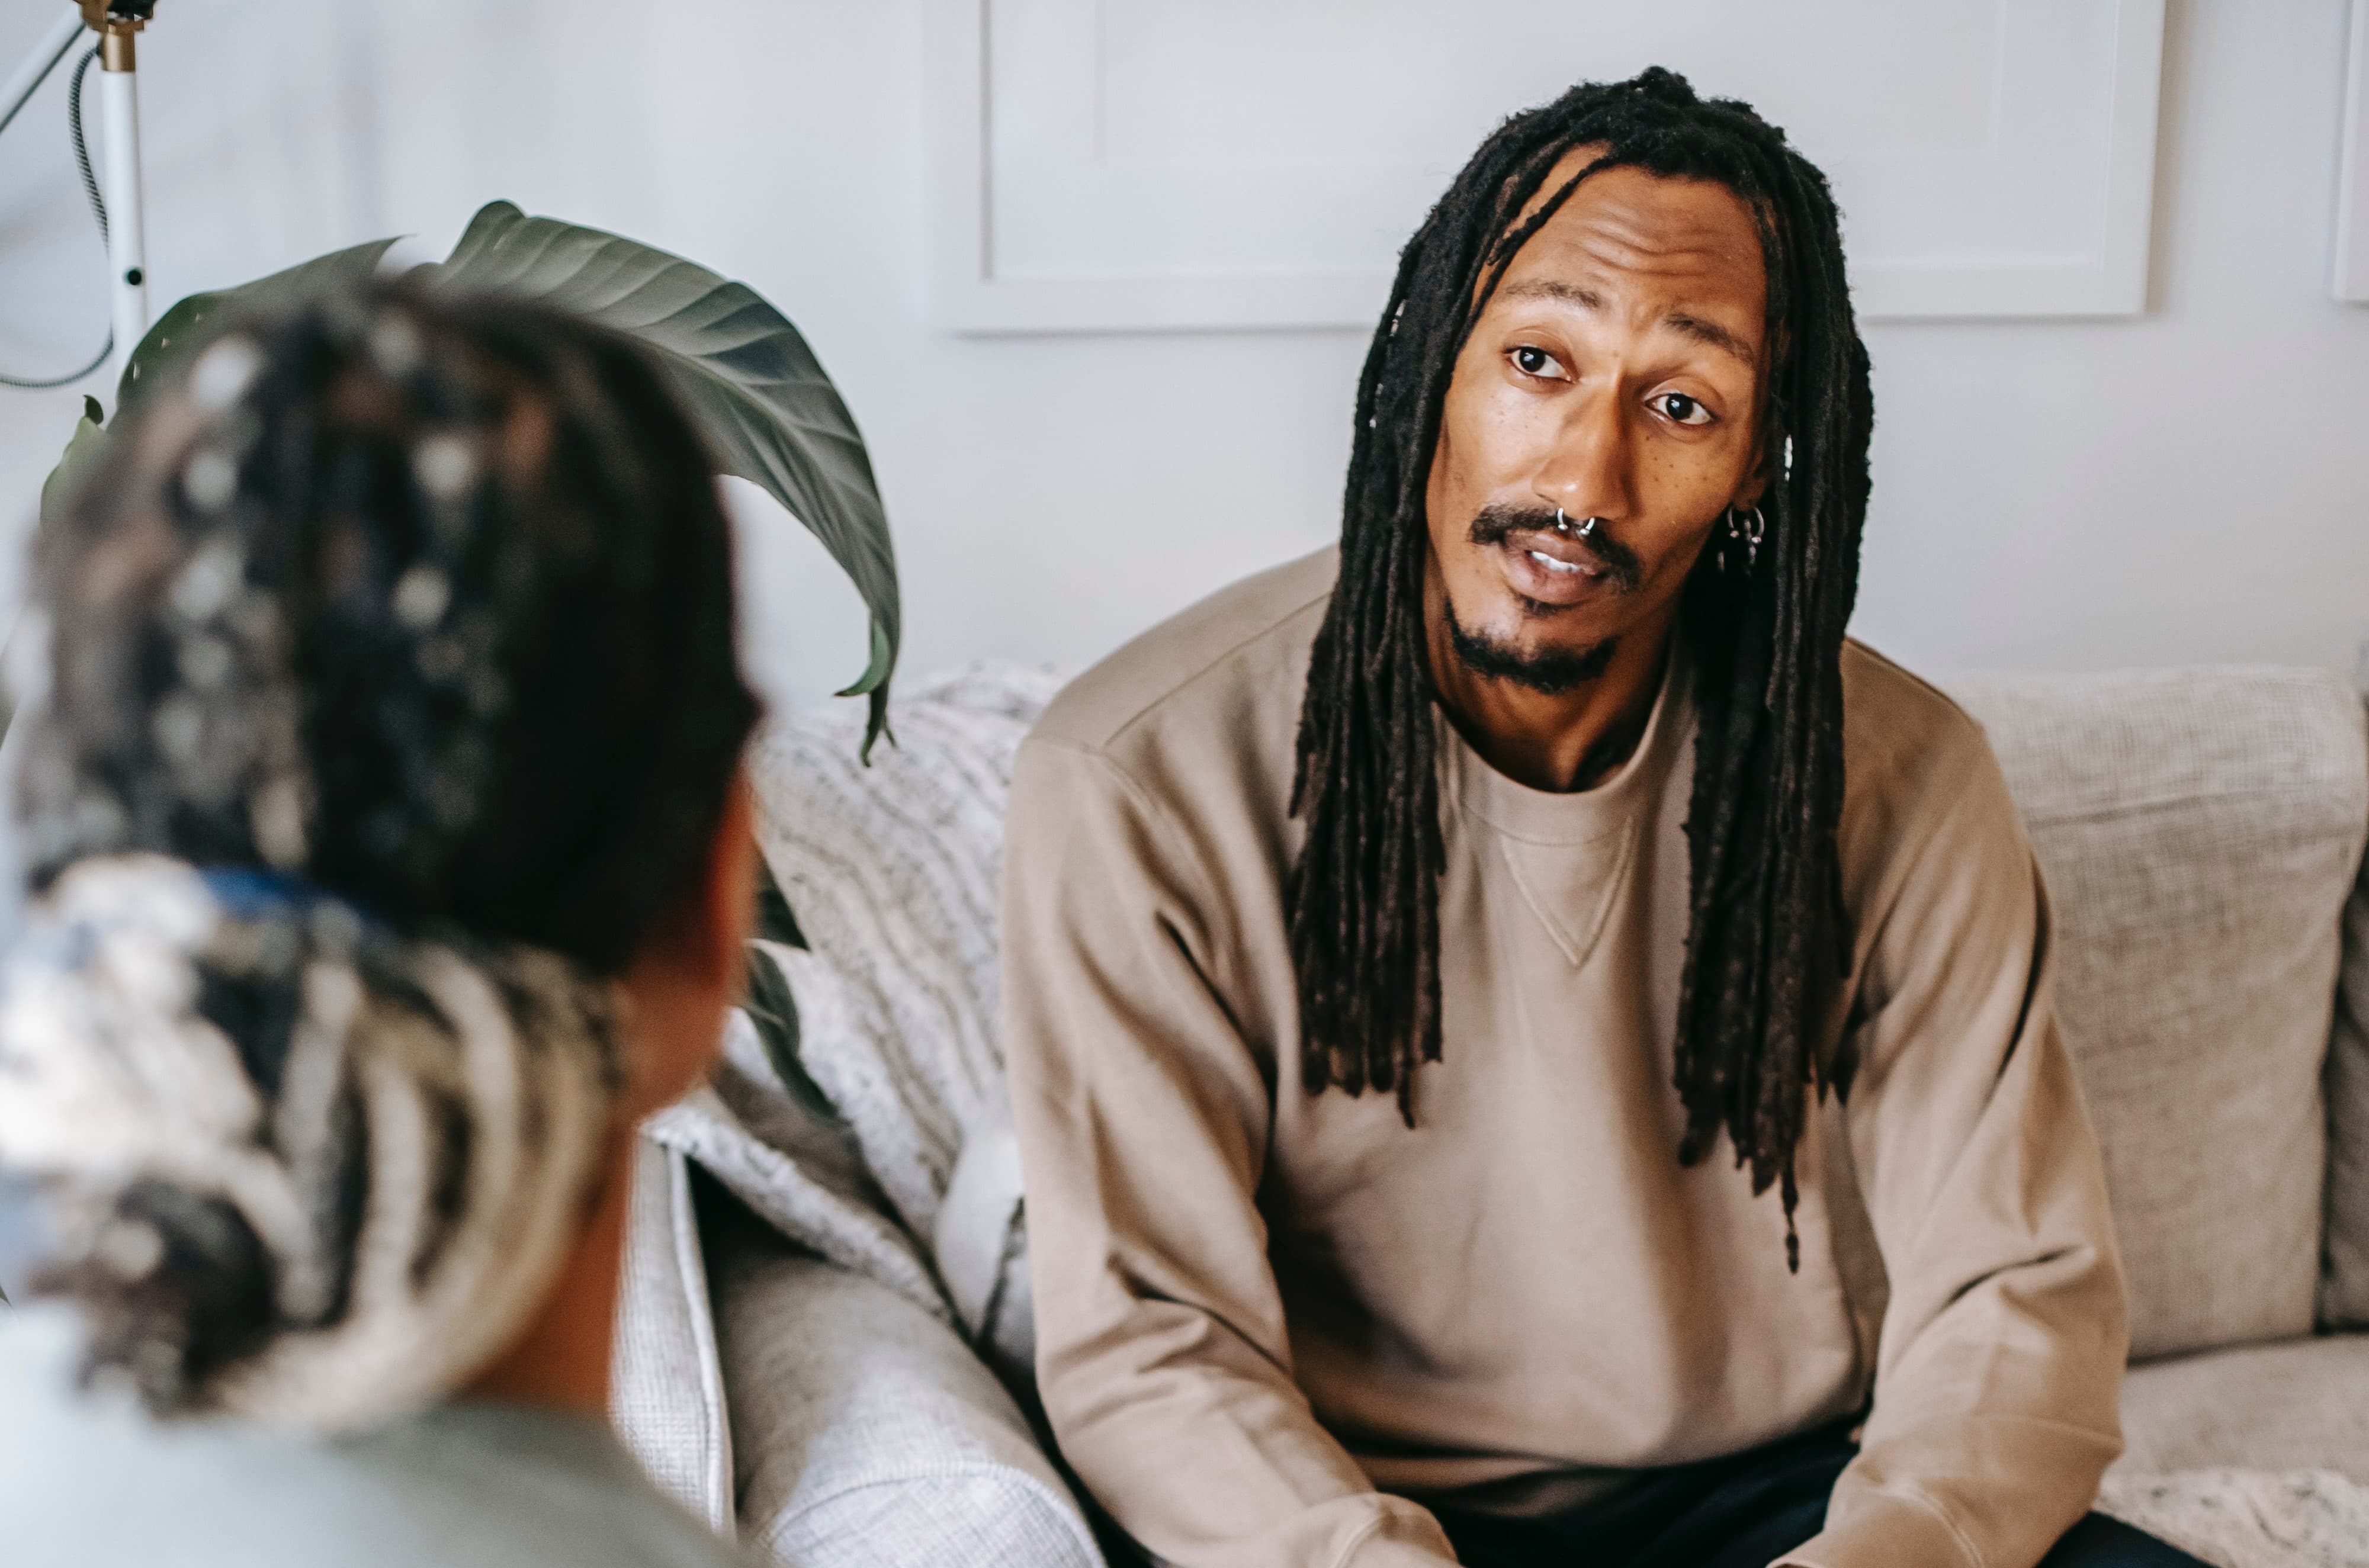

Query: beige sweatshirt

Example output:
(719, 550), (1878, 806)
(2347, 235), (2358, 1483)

(1001, 549), (2127, 1568)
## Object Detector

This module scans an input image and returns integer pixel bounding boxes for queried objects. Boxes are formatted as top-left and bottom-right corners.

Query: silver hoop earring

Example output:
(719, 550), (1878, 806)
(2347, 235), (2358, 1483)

(1725, 507), (1763, 576)
(1718, 505), (1766, 573)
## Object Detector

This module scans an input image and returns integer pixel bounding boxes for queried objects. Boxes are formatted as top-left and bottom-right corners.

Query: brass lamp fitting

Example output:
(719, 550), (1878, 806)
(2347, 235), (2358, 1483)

(77, 1), (155, 73)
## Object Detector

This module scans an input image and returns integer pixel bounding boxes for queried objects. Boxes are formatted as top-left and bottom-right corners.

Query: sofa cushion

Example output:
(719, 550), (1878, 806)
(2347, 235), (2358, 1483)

(1946, 669), (2369, 1360)
(2324, 843), (2369, 1329)
(2115, 1335), (2369, 1482)
(705, 1198), (1103, 1568)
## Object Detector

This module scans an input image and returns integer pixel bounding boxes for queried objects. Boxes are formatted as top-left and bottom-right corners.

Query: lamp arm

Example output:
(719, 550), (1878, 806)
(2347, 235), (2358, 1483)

(0, 8), (87, 140)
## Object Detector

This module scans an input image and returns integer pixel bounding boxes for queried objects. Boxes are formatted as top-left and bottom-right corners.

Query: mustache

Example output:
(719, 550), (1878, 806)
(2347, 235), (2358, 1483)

(1466, 503), (1643, 592)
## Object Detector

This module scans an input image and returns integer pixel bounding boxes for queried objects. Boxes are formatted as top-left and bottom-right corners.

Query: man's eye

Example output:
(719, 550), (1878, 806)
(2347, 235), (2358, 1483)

(1657, 392), (1713, 426)
(1510, 345), (1562, 379)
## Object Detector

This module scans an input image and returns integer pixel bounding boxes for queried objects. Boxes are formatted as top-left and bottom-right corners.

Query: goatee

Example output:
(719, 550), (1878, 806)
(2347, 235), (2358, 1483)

(1442, 595), (1619, 695)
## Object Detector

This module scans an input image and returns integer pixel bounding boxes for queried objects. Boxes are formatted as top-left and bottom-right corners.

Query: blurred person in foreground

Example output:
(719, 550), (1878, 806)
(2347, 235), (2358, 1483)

(0, 282), (762, 1568)
(1002, 69), (2203, 1568)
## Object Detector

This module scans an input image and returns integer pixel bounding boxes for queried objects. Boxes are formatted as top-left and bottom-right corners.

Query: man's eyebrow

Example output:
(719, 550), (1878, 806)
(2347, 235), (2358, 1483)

(1662, 311), (1759, 369)
(1500, 278), (1603, 310)
(1497, 279), (1760, 369)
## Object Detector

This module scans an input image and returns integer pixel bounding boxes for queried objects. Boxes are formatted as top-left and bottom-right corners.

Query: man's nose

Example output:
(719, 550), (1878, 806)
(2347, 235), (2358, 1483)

(1534, 385), (1634, 523)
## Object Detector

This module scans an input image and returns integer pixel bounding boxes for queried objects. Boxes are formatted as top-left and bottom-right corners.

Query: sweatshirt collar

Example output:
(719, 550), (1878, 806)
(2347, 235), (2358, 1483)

(1436, 631), (1695, 846)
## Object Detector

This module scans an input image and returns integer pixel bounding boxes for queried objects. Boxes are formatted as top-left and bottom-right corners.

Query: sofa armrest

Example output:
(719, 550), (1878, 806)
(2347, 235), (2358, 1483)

(707, 1197), (1103, 1568)
(611, 1136), (736, 1533)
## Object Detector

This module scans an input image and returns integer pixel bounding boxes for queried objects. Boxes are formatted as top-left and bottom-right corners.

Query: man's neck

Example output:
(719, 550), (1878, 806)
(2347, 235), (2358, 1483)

(1424, 576), (1678, 794)
(452, 908), (743, 1425)
(459, 1127), (630, 1419)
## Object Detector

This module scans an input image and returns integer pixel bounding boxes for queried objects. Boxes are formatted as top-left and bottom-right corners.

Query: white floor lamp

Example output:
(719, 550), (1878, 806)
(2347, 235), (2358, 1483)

(0, 6), (159, 975)
(1, 2), (157, 394)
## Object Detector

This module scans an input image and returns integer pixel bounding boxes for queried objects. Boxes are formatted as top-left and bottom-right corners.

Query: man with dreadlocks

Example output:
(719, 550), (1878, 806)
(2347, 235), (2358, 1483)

(1003, 69), (2188, 1568)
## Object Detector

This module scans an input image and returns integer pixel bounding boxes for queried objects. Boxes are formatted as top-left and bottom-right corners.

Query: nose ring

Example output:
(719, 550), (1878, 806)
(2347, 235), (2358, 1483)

(1553, 507), (1599, 542)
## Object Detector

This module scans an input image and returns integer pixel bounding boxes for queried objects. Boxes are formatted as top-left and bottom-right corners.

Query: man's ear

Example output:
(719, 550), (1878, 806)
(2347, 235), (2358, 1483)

(613, 767), (760, 1124)
(692, 769), (759, 992)
(1732, 433), (1774, 511)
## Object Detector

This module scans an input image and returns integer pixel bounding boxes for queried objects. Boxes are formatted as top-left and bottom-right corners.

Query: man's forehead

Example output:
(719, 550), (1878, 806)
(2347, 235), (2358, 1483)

(1495, 159), (1768, 363)
(1497, 277), (1760, 371)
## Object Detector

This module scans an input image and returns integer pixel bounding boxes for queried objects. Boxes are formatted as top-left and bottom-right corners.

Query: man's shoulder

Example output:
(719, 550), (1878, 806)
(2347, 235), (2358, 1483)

(1840, 637), (1996, 783)
(1028, 547), (1336, 763)
(1836, 638), (2024, 875)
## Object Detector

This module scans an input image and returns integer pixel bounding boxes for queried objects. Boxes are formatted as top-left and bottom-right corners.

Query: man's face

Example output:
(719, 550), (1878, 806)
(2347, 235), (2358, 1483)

(1424, 152), (1770, 689)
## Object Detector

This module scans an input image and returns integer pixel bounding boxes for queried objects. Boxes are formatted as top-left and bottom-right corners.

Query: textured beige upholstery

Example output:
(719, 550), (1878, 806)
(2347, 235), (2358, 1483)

(1947, 669), (2369, 1360)
(2117, 1335), (2369, 1481)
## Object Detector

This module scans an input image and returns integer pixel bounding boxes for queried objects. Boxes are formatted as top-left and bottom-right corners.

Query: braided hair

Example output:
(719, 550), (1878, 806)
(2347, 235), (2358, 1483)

(2, 283), (759, 1422)
(23, 282), (758, 970)
(1286, 68), (1872, 1264)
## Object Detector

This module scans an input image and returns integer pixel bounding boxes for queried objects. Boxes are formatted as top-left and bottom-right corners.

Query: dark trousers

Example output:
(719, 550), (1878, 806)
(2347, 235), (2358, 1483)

(1428, 1427), (2207, 1568)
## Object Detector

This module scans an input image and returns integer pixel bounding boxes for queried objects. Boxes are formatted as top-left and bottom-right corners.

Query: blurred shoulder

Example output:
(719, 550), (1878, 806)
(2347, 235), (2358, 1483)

(0, 1309), (744, 1568)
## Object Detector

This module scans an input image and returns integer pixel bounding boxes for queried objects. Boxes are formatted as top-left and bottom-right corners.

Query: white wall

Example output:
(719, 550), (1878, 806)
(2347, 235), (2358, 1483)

(0, 0), (2364, 718)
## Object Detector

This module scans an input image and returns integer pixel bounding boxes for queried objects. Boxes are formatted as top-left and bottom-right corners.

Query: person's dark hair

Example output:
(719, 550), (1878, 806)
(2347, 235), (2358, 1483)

(20, 280), (759, 973)
(1287, 67), (1872, 1263)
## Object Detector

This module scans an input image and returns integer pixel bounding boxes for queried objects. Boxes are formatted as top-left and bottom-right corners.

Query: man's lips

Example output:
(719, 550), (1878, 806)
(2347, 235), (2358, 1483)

(1495, 529), (1612, 607)
(1463, 503), (1642, 604)
(1506, 528), (1607, 577)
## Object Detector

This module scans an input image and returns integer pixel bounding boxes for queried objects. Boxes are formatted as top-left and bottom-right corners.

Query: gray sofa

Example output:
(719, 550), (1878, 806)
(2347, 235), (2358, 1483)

(608, 660), (2369, 1566)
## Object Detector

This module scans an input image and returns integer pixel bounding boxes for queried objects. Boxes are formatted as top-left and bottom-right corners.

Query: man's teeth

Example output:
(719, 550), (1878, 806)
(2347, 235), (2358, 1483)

(1527, 549), (1588, 576)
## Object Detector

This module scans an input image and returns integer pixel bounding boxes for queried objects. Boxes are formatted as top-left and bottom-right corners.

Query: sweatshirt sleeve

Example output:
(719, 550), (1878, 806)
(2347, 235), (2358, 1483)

(1000, 737), (1460, 1568)
(1778, 731), (2128, 1568)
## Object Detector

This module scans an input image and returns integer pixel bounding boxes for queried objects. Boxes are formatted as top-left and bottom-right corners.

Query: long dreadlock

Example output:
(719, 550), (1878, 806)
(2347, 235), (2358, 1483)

(1285, 68), (1872, 1267)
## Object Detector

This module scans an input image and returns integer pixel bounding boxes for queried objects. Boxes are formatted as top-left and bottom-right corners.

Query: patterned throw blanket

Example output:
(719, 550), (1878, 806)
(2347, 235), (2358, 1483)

(642, 664), (1061, 1390)
(2097, 1471), (2369, 1568)
(670, 660), (2368, 1568)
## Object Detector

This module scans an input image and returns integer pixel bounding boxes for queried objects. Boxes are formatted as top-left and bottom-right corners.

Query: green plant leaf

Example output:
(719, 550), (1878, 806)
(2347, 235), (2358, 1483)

(753, 858), (807, 952)
(5, 396), (117, 746)
(743, 939), (843, 1126)
(116, 237), (402, 412)
(739, 861), (840, 1124)
(39, 394), (108, 524)
(837, 619), (898, 762)
(415, 201), (900, 751)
